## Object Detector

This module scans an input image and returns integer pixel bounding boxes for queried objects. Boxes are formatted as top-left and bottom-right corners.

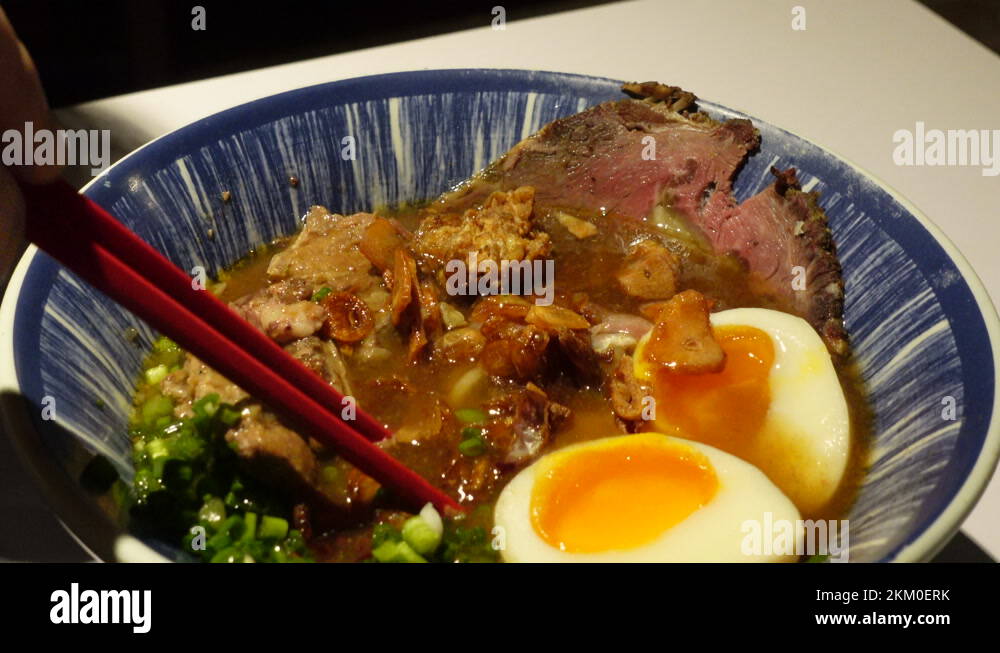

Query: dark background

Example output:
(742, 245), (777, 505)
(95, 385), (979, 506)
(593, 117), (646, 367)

(3, 0), (997, 109)
(0, 0), (997, 561)
(4, 0), (618, 108)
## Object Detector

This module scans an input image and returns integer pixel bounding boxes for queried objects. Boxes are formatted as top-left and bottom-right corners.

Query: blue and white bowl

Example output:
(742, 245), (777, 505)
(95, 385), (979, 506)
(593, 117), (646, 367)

(2, 69), (998, 562)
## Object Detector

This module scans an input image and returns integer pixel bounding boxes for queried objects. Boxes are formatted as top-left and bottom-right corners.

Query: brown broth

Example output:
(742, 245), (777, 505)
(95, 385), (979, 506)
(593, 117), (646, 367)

(215, 203), (872, 554)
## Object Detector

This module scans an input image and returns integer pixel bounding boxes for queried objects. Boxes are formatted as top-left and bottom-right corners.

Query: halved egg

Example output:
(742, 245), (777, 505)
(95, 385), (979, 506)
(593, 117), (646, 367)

(633, 307), (851, 515)
(494, 433), (802, 562)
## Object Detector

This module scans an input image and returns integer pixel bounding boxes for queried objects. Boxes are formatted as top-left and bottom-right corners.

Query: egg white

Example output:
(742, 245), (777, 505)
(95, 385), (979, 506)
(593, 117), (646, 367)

(708, 308), (851, 515)
(494, 434), (802, 563)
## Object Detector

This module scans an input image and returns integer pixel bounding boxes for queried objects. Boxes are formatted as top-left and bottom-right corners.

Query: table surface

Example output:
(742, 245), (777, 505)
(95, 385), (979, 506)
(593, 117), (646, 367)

(27, 0), (1000, 559)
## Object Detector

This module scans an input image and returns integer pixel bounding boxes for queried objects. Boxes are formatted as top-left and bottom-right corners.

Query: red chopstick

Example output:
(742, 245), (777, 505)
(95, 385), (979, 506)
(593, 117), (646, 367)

(34, 180), (392, 442)
(20, 179), (461, 514)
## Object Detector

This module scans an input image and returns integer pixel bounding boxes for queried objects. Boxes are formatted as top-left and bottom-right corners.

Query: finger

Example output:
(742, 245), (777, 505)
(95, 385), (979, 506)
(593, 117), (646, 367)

(0, 165), (27, 284)
(0, 7), (60, 184)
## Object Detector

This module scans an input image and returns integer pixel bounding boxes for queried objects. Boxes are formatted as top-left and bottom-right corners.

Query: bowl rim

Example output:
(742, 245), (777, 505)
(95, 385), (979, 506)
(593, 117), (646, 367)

(2, 67), (999, 563)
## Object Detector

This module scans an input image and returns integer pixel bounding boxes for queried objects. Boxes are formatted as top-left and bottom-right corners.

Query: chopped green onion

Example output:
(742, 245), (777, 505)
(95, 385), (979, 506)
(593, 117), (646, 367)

(217, 514), (244, 538)
(144, 364), (169, 386)
(152, 336), (179, 354)
(461, 426), (483, 439)
(146, 438), (170, 460)
(371, 540), (427, 563)
(458, 431), (486, 457)
(402, 515), (442, 555)
(372, 522), (403, 548)
(169, 433), (204, 460)
(241, 512), (258, 543)
(218, 405), (242, 427)
(311, 287), (333, 302)
(206, 531), (232, 552)
(192, 393), (221, 419)
(198, 497), (226, 529)
(210, 547), (241, 564)
(141, 395), (174, 426)
(455, 408), (487, 424)
(258, 515), (289, 540)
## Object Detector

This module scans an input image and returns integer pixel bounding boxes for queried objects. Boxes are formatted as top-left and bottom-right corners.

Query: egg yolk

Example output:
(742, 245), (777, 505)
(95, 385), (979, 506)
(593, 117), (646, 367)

(530, 436), (718, 553)
(650, 325), (774, 454)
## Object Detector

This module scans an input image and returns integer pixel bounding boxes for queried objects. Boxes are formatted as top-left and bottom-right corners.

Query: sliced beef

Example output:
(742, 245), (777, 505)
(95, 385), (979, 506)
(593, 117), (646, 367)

(709, 167), (848, 354)
(267, 206), (378, 293)
(435, 83), (847, 353)
(437, 94), (758, 228)
(621, 82), (696, 109)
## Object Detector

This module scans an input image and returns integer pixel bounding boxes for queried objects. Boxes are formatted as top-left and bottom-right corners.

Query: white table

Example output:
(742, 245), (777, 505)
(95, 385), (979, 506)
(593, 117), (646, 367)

(52, 0), (1000, 558)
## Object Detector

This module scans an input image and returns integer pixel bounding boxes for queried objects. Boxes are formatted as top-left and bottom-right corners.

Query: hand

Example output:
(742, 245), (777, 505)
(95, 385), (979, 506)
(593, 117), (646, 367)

(0, 7), (59, 283)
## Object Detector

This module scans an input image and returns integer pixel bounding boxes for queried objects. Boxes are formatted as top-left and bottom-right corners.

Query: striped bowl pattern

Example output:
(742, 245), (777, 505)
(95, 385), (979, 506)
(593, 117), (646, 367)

(2, 69), (998, 562)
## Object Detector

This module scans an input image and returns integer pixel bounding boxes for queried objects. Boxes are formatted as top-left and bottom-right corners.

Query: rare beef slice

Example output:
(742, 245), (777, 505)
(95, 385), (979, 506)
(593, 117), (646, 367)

(437, 82), (846, 354)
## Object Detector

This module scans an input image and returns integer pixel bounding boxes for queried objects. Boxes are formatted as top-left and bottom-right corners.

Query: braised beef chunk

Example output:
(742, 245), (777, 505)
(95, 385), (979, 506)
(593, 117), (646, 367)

(163, 326), (355, 514)
(413, 186), (551, 273)
(283, 336), (352, 394)
(225, 407), (323, 499)
(473, 296), (599, 383)
(161, 353), (248, 417)
(231, 279), (327, 344)
(609, 353), (645, 424)
(552, 328), (602, 386)
(267, 206), (378, 292)
(486, 383), (571, 464)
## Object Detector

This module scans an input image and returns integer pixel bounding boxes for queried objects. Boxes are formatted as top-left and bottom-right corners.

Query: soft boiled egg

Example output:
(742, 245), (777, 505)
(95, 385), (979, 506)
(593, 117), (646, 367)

(633, 307), (851, 515)
(494, 433), (802, 562)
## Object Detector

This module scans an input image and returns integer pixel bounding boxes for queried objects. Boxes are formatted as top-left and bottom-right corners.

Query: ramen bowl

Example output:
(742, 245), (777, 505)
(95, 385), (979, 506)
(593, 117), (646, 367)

(2, 69), (998, 562)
